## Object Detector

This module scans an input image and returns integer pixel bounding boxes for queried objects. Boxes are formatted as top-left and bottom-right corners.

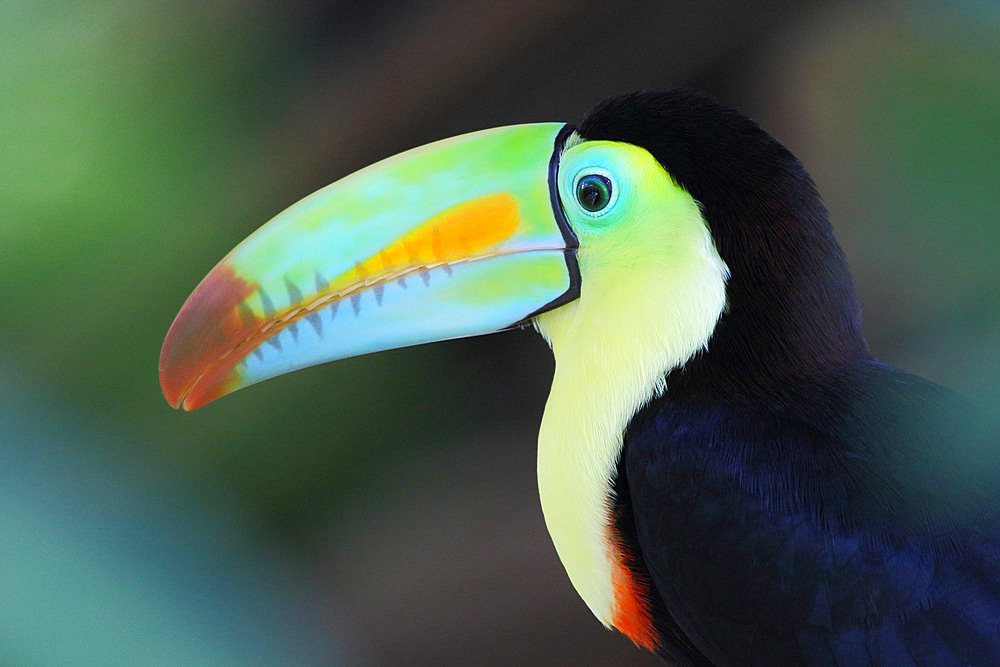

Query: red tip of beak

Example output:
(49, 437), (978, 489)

(159, 262), (257, 410)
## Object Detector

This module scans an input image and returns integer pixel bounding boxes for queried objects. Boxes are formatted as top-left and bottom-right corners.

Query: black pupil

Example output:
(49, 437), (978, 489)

(576, 175), (612, 212)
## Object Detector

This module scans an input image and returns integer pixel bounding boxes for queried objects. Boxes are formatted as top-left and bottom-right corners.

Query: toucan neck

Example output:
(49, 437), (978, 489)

(666, 204), (869, 401)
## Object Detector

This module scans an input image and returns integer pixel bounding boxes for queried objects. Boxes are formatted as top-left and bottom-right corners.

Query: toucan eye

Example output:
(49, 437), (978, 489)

(576, 174), (613, 213)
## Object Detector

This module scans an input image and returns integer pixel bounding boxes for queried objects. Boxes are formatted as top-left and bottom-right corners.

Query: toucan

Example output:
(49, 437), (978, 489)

(160, 90), (1000, 665)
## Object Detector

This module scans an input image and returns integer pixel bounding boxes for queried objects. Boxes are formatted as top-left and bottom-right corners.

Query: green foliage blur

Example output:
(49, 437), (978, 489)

(2, 1), (997, 664)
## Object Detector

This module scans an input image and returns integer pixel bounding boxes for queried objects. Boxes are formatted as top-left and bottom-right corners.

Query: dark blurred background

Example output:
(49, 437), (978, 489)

(2, 1), (998, 664)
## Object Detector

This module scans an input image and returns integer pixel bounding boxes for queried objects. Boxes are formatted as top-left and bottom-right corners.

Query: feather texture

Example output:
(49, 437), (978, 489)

(624, 360), (1000, 665)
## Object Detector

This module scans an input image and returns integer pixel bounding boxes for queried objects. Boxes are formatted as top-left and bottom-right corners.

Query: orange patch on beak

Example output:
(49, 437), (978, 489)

(332, 192), (520, 288)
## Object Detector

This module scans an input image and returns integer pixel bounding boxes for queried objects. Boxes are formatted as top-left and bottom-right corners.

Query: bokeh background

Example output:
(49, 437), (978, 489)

(3, 1), (998, 664)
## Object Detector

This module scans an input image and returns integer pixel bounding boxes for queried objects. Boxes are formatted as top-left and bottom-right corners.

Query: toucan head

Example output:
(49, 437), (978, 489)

(160, 89), (864, 411)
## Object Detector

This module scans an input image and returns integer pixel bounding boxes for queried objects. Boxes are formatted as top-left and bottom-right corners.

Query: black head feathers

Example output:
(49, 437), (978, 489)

(576, 89), (868, 398)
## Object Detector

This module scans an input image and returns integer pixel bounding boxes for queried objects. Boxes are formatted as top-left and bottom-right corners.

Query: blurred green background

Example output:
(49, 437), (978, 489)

(2, 1), (998, 664)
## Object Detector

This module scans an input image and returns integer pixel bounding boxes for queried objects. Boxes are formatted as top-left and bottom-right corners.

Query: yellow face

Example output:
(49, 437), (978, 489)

(533, 136), (730, 631)
(537, 137), (729, 371)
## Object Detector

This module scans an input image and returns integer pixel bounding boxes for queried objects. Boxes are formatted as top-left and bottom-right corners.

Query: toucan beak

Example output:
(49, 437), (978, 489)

(160, 123), (578, 410)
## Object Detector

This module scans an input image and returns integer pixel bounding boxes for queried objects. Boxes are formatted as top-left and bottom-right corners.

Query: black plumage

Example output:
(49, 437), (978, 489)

(582, 90), (1000, 664)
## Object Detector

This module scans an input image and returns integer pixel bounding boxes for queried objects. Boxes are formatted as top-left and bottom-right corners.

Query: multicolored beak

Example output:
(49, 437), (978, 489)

(160, 123), (578, 410)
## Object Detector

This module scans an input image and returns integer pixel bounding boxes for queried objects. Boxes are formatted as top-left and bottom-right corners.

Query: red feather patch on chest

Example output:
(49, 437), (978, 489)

(608, 525), (660, 652)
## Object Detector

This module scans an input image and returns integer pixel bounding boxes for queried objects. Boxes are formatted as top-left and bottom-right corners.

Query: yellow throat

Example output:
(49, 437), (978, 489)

(533, 139), (729, 627)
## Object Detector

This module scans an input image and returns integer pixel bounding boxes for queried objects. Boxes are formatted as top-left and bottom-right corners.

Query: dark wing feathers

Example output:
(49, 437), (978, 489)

(624, 358), (1000, 666)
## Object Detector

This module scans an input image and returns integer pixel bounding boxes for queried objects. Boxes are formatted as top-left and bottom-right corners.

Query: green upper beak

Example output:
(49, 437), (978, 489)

(160, 123), (578, 410)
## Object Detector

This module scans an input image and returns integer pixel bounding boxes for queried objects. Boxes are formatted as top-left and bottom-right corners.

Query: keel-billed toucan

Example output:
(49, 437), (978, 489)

(160, 90), (1000, 664)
